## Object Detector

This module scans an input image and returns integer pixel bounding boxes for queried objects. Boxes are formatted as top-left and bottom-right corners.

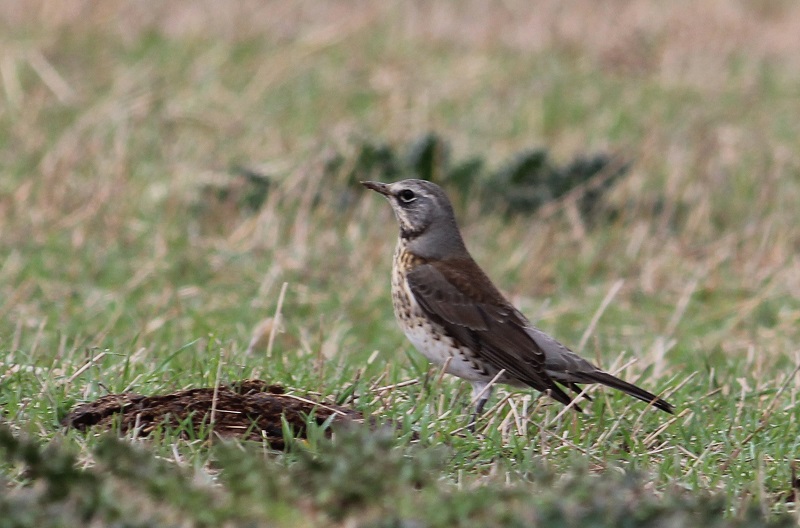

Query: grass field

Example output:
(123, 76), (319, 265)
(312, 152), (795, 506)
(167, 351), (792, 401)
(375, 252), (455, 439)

(2, 1), (800, 526)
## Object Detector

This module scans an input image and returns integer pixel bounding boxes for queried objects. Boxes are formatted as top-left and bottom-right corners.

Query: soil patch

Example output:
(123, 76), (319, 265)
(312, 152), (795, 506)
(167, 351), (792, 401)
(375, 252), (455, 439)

(62, 379), (362, 449)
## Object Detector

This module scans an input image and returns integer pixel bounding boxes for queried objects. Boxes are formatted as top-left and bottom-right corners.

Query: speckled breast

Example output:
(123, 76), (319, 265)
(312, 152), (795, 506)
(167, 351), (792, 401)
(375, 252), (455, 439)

(390, 243), (494, 382)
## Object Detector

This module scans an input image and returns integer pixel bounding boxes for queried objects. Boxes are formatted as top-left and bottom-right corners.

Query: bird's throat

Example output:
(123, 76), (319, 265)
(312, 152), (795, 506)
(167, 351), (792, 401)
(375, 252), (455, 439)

(399, 222), (428, 241)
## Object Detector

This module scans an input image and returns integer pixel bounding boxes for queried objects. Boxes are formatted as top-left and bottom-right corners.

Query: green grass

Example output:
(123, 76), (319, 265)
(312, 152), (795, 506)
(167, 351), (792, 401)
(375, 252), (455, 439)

(2, 1), (800, 526)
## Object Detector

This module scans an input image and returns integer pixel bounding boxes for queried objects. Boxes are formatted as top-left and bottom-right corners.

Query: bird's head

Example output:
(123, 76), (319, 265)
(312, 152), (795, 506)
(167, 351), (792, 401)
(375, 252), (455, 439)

(361, 179), (466, 258)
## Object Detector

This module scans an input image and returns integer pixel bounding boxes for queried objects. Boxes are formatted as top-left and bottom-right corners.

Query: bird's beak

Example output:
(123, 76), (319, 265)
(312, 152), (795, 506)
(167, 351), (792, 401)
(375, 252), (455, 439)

(361, 180), (391, 196)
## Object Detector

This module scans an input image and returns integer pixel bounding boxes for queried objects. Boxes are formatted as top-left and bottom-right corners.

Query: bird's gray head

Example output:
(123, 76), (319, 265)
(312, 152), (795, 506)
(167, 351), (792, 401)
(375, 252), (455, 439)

(361, 179), (467, 258)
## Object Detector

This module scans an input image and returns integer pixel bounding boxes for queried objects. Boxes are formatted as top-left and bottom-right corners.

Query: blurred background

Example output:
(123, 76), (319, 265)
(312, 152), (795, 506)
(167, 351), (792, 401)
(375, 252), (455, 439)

(2, 0), (799, 424)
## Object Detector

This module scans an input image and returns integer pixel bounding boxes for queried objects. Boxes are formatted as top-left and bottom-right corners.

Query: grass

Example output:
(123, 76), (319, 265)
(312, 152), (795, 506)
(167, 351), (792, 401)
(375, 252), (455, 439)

(2, 1), (800, 526)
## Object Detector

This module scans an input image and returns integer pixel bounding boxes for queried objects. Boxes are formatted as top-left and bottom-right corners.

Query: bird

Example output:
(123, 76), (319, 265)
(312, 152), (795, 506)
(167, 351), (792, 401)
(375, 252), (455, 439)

(362, 179), (673, 426)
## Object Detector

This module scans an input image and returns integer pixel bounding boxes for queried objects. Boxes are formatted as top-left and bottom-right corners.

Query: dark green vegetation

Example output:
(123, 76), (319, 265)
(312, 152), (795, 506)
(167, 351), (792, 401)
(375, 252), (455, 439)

(1, 424), (795, 528)
(2, 2), (799, 526)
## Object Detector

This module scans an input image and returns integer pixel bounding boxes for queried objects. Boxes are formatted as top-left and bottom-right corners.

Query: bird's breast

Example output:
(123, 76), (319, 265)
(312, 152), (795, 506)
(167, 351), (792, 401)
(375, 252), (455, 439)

(390, 245), (493, 382)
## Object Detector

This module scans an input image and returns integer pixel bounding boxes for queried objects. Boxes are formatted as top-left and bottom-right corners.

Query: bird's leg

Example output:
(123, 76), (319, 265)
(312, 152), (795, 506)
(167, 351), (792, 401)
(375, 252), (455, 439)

(470, 398), (488, 431)
(468, 382), (493, 433)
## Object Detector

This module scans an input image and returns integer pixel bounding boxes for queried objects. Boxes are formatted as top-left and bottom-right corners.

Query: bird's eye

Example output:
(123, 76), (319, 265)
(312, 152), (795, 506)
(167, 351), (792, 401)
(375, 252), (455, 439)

(398, 189), (416, 203)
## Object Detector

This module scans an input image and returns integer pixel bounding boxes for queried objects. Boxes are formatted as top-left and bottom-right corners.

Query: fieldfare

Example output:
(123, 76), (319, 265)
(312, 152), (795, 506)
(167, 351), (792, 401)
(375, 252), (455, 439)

(362, 179), (673, 425)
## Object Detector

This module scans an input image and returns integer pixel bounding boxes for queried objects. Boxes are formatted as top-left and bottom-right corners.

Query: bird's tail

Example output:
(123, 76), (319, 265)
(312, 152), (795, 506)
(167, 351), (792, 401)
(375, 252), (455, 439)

(585, 371), (674, 414)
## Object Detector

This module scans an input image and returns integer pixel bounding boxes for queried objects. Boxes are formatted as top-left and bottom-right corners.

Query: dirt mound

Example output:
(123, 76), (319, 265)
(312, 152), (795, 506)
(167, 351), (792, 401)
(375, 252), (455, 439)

(62, 379), (362, 448)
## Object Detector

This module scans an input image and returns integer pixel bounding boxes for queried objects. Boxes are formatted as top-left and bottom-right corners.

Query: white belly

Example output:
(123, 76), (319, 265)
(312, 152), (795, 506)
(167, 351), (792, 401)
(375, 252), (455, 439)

(403, 321), (491, 381)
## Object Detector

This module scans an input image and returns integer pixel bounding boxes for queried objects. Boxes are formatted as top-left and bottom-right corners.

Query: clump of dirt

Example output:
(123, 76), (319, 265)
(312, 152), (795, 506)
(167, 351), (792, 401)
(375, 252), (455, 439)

(62, 379), (362, 449)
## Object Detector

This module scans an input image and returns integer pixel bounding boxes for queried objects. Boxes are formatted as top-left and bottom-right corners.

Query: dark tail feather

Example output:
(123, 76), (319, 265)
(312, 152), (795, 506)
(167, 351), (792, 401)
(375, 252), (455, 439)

(564, 382), (593, 401)
(545, 384), (583, 413)
(587, 371), (674, 414)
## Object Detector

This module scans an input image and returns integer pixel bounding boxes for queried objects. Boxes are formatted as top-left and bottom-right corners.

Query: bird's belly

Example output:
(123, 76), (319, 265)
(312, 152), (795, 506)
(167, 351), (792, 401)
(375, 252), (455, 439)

(400, 321), (489, 381)
(391, 272), (489, 382)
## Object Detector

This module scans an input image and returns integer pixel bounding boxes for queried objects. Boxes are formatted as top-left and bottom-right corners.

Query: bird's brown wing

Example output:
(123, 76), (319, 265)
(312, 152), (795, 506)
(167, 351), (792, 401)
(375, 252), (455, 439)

(405, 259), (576, 408)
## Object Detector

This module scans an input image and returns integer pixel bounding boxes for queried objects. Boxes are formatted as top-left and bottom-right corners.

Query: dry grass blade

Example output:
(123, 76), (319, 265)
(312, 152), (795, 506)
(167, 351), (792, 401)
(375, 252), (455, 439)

(264, 281), (289, 358)
(578, 279), (624, 352)
(281, 393), (354, 418)
(209, 347), (226, 435)
(66, 351), (108, 385)
(370, 379), (420, 394)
